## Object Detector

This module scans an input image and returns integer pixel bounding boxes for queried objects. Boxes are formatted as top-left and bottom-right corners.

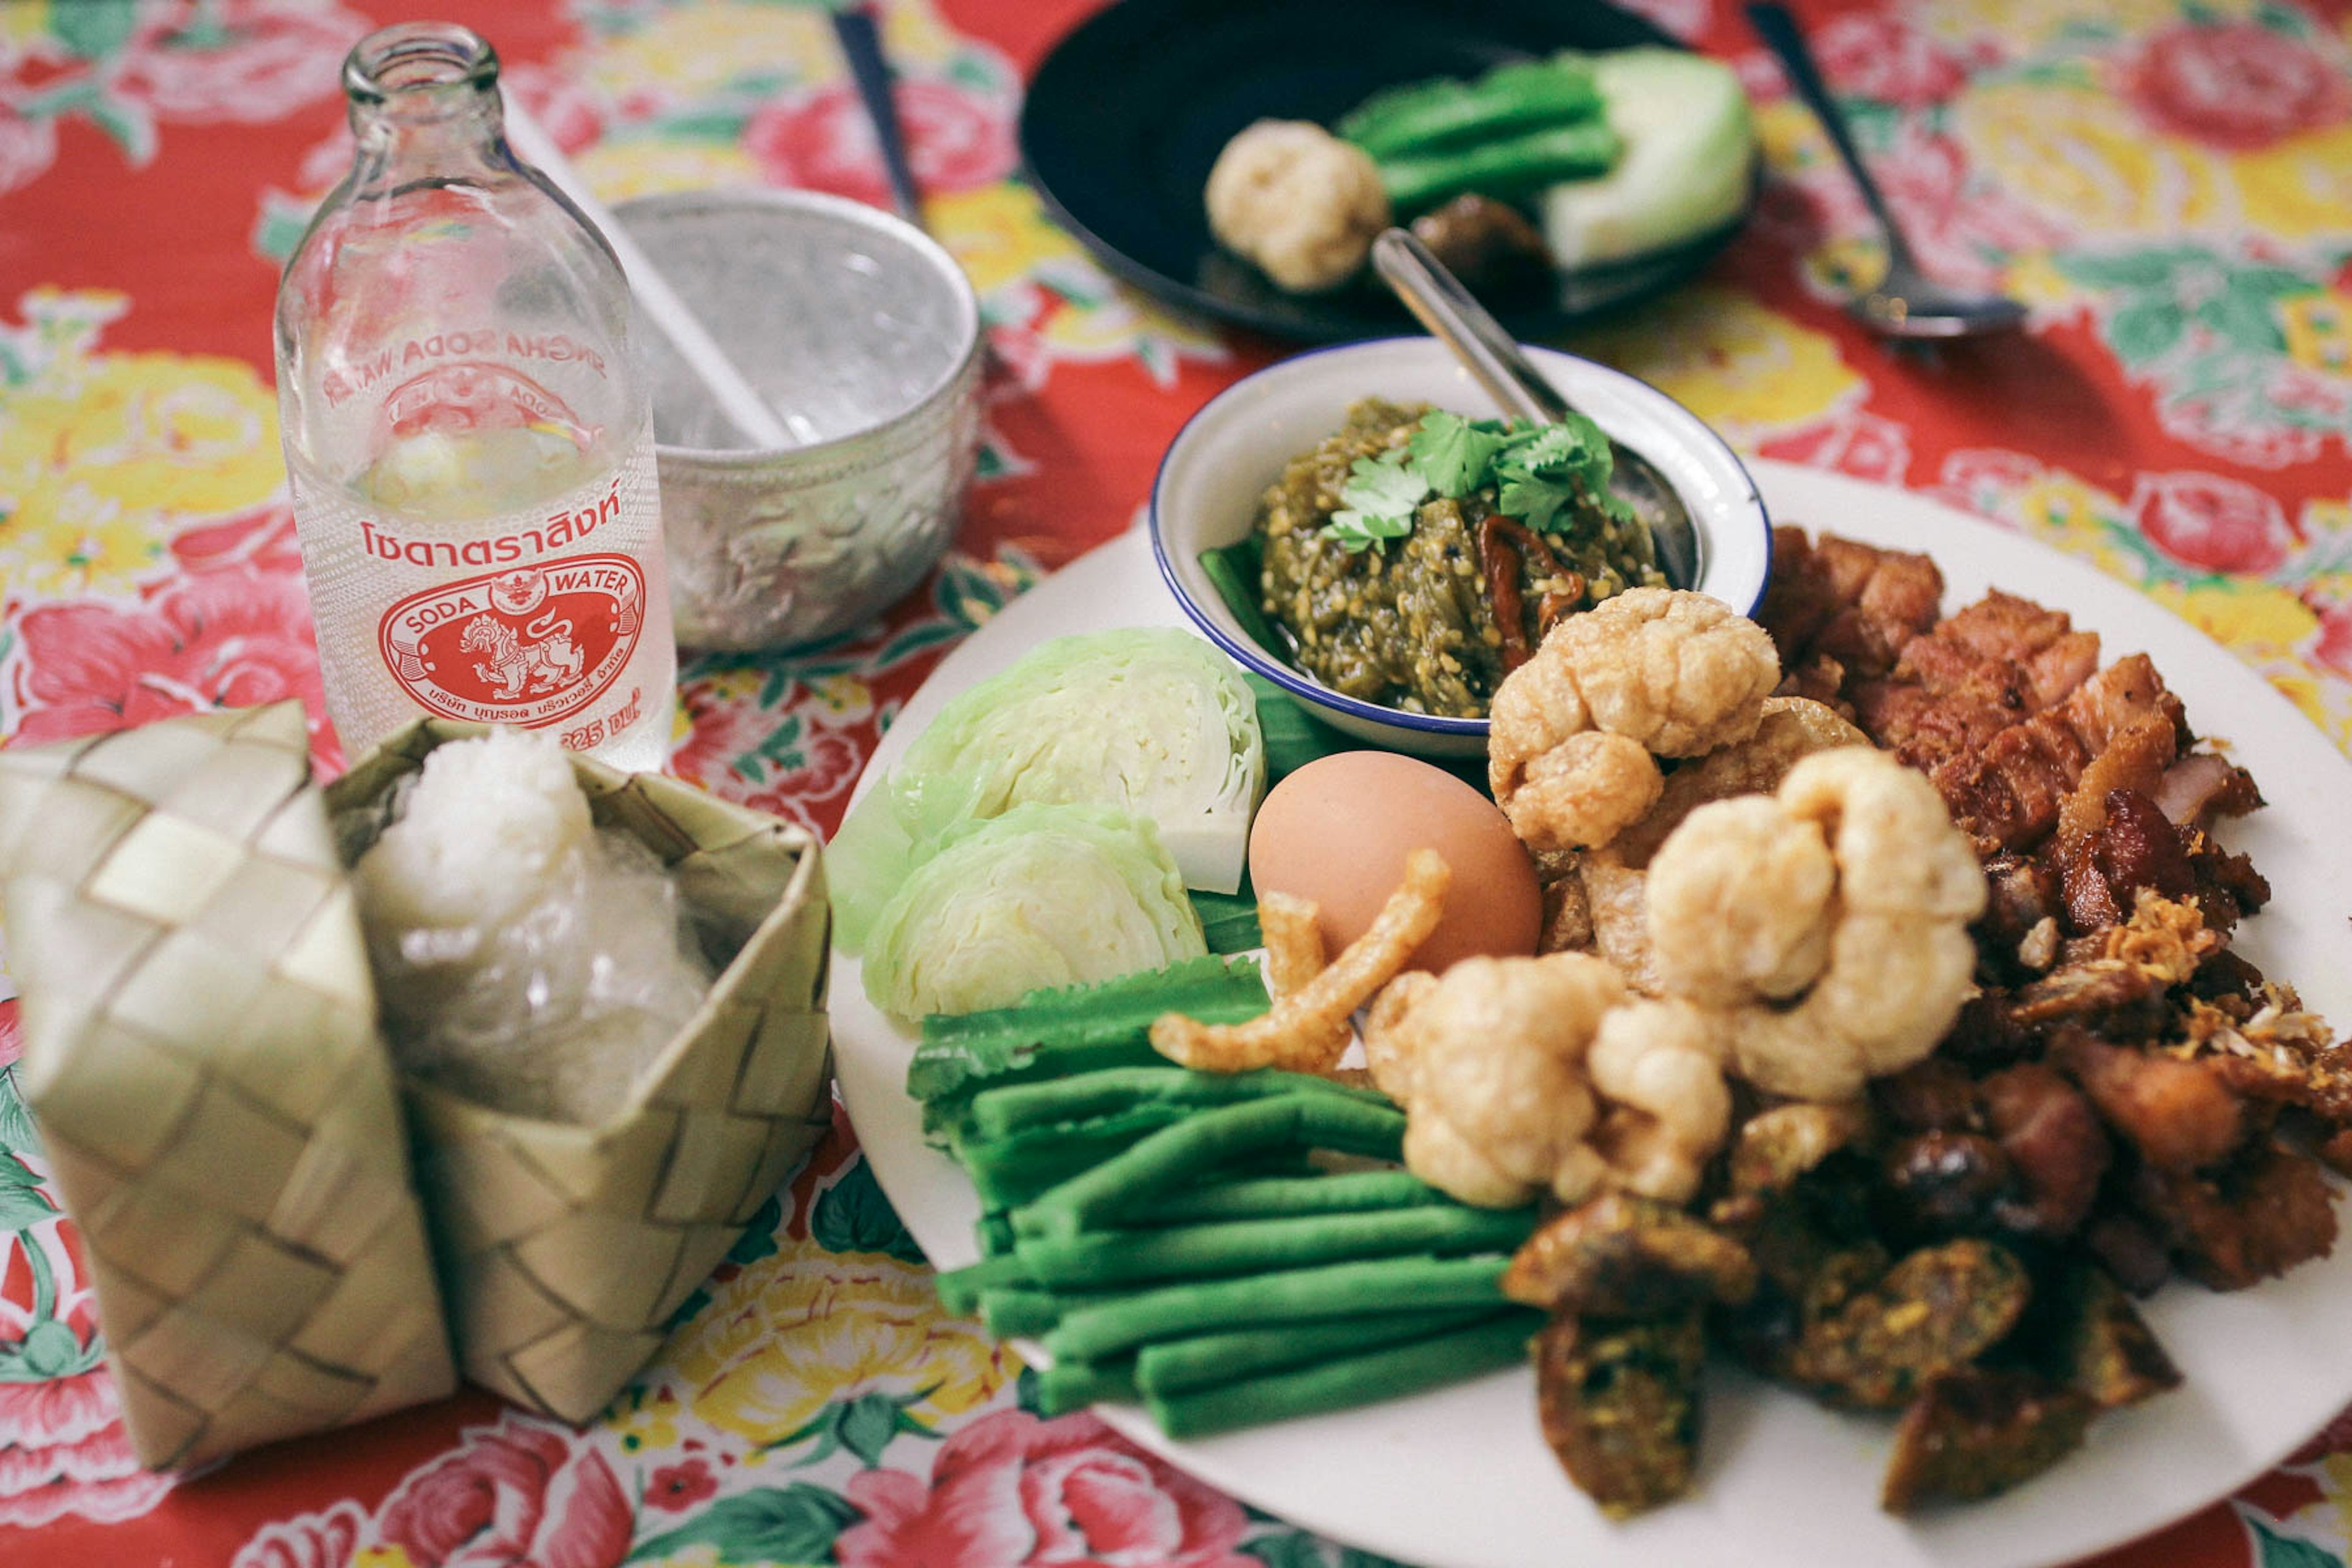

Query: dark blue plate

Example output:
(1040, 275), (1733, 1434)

(1018, 0), (1751, 343)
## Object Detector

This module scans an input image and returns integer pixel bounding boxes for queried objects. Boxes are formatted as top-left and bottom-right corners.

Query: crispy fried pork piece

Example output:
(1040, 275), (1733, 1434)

(1875, 1057), (1981, 1133)
(2062, 790), (2197, 931)
(1934, 591), (2100, 702)
(1879, 1132), (2010, 1234)
(1880, 1370), (2095, 1514)
(2084, 1212), (2174, 1295)
(1409, 193), (1551, 293)
(2040, 1263), (2181, 1409)
(1905, 655), (2187, 853)
(1757, 527), (1943, 679)
(2187, 987), (2352, 1123)
(2056, 1031), (2245, 1172)
(2009, 960), (2168, 1034)
(1534, 850), (1596, 954)
(1978, 852), (2063, 959)
(2185, 835), (2271, 933)
(1534, 1310), (1707, 1518)
(1506, 1193), (1755, 1316)
(1730, 1101), (1875, 1194)
(2132, 1140), (2339, 1289)
(2152, 752), (2262, 828)
(1978, 1062), (2110, 1237)
(1939, 990), (2039, 1071)
(1786, 1239), (2031, 1409)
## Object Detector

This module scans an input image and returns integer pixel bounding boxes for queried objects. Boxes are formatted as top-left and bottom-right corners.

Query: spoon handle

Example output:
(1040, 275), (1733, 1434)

(833, 6), (924, 225)
(1744, 3), (1919, 273)
(1370, 228), (1569, 427)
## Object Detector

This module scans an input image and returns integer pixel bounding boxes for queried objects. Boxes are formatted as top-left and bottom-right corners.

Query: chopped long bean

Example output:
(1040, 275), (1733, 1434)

(1014, 1202), (1536, 1289)
(1020, 1094), (1407, 1240)
(1380, 120), (1622, 216)
(969, 1065), (1387, 1144)
(1135, 1307), (1522, 1395)
(1340, 58), (1604, 160)
(1145, 1313), (1536, 1438)
(1044, 1253), (1511, 1362)
(1036, 1355), (1139, 1415)
(1147, 1169), (1450, 1227)
(935, 1253), (1033, 1318)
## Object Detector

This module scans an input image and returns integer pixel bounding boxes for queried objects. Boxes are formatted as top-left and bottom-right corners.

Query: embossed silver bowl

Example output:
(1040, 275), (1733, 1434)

(616, 189), (982, 651)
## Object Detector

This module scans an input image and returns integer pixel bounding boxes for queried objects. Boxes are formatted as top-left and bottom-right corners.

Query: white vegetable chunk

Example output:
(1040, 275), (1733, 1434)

(1540, 49), (1755, 270)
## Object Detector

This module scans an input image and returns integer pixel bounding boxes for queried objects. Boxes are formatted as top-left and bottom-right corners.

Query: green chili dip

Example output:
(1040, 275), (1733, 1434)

(1254, 399), (1665, 718)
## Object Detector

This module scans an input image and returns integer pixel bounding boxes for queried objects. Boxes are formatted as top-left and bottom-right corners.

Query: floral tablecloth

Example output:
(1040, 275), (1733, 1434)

(3, 0), (2352, 1563)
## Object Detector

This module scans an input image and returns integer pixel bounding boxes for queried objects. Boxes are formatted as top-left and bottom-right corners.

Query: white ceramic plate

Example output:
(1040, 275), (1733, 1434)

(832, 460), (2352, 1568)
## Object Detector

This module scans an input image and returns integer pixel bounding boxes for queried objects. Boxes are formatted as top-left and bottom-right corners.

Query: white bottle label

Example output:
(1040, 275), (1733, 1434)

(290, 413), (675, 769)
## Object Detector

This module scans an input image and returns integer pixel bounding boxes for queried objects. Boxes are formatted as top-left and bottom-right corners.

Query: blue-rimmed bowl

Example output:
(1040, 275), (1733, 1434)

(1149, 338), (1774, 758)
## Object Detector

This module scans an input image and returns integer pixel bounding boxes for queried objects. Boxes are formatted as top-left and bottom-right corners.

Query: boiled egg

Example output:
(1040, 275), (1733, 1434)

(1247, 750), (1542, 976)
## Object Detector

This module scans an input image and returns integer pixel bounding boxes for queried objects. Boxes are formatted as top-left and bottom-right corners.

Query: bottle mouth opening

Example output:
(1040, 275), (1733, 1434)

(344, 22), (499, 105)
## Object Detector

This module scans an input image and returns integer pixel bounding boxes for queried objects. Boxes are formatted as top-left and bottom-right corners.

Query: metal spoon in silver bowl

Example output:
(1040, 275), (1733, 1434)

(1370, 227), (1702, 590)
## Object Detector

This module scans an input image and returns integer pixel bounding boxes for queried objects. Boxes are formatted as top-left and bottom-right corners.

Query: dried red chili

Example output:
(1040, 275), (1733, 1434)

(1480, 515), (1589, 669)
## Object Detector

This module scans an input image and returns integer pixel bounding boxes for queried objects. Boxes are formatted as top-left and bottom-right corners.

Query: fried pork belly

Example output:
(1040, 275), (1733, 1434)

(1758, 526), (1943, 683)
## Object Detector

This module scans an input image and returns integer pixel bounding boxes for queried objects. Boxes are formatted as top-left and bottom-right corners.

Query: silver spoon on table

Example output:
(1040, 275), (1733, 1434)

(1746, 2), (2026, 339)
(1370, 227), (1702, 590)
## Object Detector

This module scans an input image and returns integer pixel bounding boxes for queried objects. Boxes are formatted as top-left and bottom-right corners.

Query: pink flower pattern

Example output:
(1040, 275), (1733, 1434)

(2128, 470), (2299, 576)
(837, 1410), (1256, 1568)
(8, 570), (341, 772)
(375, 1415), (631, 1568)
(1810, 13), (1973, 108)
(111, 0), (368, 126)
(230, 1500), (369, 1568)
(744, 80), (1016, 209)
(2126, 21), (2352, 152)
(0, 1373), (172, 1531)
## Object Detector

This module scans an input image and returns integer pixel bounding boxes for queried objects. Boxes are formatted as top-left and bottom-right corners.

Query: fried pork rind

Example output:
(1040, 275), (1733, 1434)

(1576, 698), (1866, 992)
(1150, 850), (1448, 1075)
(1646, 748), (1986, 1102)
(1645, 796), (1836, 1006)
(1585, 1000), (1733, 1204)
(1362, 952), (1622, 1208)
(1489, 589), (1781, 853)
(1367, 954), (1736, 1207)
(1257, 890), (1329, 1000)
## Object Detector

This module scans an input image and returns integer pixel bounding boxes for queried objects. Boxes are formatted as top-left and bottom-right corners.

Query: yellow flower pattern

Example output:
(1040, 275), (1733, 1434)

(577, 141), (765, 205)
(582, 4), (846, 105)
(662, 1235), (1018, 1449)
(1567, 285), (1864, 442)
(0, 290), (284, 598)
(928, 184), (1090, 296)
(2280, 291), (2352, 375)
(1955, 81), (2234, 238)
(2232, 123), (2352, 241)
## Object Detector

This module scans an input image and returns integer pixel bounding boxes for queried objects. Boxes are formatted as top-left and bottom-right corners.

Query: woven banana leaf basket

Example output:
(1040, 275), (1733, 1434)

(326, 717), (834, 1425)
(0, 704), (456, 1469)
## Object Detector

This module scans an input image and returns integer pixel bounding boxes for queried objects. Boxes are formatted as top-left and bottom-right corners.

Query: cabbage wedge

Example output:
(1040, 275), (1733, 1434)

(832, 629), (1264, 952)
(859, 803), (1207, 1019)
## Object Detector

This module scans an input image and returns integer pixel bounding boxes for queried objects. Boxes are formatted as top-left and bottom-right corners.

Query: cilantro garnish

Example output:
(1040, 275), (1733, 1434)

(1329, 453), (1431, 552)
(1406, 412), (1510, 498)
(1321, 408), (1634, 548)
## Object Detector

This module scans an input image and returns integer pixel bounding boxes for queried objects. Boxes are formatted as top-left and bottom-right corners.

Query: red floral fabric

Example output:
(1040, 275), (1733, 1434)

(2, 1), (2352, 1566)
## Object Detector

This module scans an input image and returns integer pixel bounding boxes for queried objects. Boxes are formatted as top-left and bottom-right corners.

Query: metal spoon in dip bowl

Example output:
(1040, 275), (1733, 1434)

(1371, 227), (1700, 589)
(1745, 2), (2026, 339)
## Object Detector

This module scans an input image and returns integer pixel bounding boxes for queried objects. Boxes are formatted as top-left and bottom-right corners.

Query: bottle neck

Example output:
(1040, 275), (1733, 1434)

(342, 21), (508, 190)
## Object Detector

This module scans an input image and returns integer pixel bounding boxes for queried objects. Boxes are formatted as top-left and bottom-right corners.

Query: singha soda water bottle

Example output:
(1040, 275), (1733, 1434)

(275, 21), (676, 770)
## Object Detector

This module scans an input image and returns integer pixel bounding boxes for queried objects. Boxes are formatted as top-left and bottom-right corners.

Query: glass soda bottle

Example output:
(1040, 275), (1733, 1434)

(275, 21), (676, 771)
